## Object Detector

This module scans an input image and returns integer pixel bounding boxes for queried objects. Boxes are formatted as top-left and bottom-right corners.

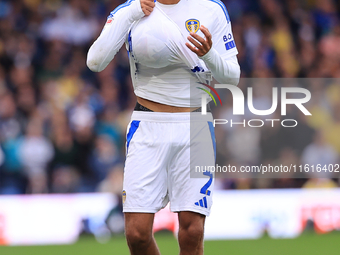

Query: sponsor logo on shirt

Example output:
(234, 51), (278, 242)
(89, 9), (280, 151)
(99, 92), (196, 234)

(225, 41), (236, 50)
(186, 19), (200, 33)
(223, 33), (236, 51)
(105, 17), (114, 26)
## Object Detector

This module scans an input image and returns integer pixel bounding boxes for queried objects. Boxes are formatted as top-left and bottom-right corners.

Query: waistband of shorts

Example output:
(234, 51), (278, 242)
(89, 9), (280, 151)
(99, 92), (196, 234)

(131, 111), (213, 122)
(134, 102), (211, 113)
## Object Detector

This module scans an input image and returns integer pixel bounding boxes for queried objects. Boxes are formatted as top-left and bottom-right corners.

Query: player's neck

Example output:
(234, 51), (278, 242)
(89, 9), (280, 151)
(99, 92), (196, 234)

(157, 0), (180, 5)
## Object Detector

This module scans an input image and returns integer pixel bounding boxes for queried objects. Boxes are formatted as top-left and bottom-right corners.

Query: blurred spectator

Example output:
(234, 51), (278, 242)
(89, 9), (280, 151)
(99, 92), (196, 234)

(0, 93), (23, 142)
(0, 92), (25, 194)
(50, 121), (78, 169)
(226, 125), (261, 165)
(97, 164), (124, 195)
(20, 118), (54, 193)
(89, 135), (120, 183)
(301, 132), (338, 170)
(40, 0), (98, 45)
(323, 102), (340, 154)
(51, 166), (80, 193)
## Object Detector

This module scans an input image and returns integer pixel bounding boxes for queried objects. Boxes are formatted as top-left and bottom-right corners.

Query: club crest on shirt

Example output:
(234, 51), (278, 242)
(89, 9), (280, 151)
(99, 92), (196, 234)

(185, 19), (200, 33)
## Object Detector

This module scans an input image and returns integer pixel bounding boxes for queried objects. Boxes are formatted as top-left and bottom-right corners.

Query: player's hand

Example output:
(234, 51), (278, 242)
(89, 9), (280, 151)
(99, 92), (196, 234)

(141, 0), (155, 16)
(186, 25), (212, 57)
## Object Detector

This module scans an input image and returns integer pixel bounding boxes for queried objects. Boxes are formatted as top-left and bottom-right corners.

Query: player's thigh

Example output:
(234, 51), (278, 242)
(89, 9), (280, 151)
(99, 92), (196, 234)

(169, 120), (215, 216)
(123, 120), (170, 213)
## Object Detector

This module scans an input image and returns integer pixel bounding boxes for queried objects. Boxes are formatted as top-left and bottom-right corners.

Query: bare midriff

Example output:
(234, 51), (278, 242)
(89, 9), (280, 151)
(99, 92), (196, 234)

(137, 97), (200, 113)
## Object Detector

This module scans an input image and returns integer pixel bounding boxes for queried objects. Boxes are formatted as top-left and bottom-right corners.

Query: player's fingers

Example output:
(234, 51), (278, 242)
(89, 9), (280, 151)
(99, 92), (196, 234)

(141, 0), (155, 10)
(141, 0), (155, 15)
(189, 35), (209, 56)
(188, 36), (203, 49)
(141, 0), (155, 4)
(143, 0), (155, 8)
(143, 10), (151, 16)
(142, 6), (153, 15)
(186, 42), (205, 57)
(142, 9), (150, 16)
(200, 25), (212, 45)
(186, 42), (200, 54)
(144, 5), (154, 12)
(189, 32), (206, 46)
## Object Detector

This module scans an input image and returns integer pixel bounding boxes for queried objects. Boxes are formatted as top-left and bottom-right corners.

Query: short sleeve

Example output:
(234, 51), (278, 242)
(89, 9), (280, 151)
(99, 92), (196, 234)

(210, 3), (238, 59)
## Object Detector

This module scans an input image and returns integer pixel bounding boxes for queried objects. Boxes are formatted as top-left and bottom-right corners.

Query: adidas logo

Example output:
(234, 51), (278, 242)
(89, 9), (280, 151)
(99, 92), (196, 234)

(195, 197), (208, 208)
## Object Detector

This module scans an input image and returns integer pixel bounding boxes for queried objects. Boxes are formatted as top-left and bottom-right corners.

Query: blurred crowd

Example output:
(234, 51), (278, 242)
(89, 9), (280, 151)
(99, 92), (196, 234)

(0, 0), (339, 195)
(215, 0), (340, 189)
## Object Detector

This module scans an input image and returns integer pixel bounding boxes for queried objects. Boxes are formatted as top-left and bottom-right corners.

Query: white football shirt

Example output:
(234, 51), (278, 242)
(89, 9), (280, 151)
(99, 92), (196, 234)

(127, 0), (238, 107)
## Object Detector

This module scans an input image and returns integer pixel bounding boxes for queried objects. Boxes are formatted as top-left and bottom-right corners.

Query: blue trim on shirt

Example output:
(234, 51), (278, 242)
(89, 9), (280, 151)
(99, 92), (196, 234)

(208, 0), (230, 23)
(128, 30), (133, 53)
(109, 0), (135, 18)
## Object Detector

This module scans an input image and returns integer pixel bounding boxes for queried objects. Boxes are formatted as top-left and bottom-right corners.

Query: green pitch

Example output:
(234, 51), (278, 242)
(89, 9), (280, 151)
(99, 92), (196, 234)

(0, 231), (339, 255)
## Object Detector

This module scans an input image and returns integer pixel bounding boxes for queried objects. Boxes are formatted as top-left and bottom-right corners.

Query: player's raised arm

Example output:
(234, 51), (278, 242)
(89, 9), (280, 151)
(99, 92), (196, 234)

(197, 26), (240, 86)
(87, 0), (155, 72)
(186, 8), (241, 86)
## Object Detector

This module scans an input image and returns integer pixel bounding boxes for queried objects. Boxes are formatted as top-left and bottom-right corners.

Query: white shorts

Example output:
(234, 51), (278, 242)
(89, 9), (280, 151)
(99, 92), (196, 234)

(122, 111), (215, 216)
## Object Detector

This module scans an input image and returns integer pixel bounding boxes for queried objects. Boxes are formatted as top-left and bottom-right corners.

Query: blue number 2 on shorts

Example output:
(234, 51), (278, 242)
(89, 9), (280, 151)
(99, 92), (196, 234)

(200, 171), (212, 196)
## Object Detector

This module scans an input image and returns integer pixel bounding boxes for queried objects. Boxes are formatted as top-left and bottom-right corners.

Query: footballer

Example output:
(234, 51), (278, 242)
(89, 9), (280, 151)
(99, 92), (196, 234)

(87, 0), (240, 254)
